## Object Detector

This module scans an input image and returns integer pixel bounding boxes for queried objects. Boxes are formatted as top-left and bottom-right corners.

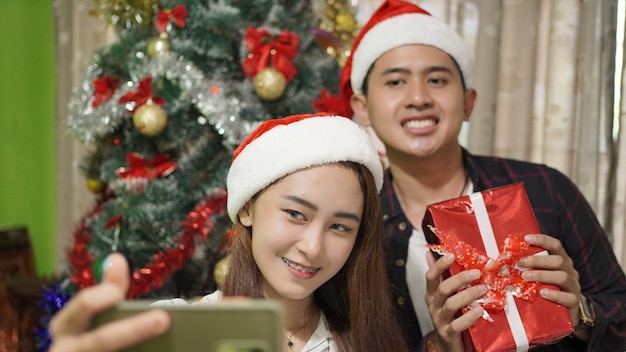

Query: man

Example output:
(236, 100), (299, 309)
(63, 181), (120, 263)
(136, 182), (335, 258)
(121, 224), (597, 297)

(339, 0), (626, 351)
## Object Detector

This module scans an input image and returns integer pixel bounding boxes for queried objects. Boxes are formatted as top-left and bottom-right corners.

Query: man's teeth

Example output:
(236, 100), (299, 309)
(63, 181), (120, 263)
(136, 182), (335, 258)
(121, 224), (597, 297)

(283, 258), (319, 274)
(404, 119), (436, 128)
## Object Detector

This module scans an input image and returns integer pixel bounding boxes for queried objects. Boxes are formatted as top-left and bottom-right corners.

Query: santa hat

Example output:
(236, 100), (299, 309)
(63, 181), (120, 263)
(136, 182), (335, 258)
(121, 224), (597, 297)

(340, 0), (473, 115)
(226, 112), (383, 222)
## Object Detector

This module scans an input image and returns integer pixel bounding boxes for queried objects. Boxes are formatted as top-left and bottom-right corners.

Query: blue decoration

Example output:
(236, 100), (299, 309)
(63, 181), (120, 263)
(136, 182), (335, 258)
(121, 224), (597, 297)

(35, 282), (71, 351)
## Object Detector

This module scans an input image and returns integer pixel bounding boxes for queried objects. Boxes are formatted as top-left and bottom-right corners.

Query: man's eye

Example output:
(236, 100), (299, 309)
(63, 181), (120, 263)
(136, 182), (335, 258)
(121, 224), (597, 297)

(429, 77), (447, 86)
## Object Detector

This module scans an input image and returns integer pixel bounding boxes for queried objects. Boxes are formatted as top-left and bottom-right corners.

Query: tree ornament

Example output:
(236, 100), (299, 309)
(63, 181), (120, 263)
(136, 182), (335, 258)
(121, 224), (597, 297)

(213, 254), (230, 287)
(253, 67), (287, 101)
(133, 99), (167, 136)
(86, 177), (105, 193)
(155, 4), (188, 33)
(92, 254), (109, 283)
(335, 13), (358, 33)
(91, 0), (159, 29)
(313, 0), (359, 66)
(147, 32), (170, 57)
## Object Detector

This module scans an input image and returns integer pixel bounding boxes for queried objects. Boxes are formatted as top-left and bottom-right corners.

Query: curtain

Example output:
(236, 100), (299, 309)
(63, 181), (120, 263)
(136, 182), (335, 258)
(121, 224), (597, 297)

(471, 0), (625, 266)
(53, 0), (115, 270)
(54, 0), (626, 268)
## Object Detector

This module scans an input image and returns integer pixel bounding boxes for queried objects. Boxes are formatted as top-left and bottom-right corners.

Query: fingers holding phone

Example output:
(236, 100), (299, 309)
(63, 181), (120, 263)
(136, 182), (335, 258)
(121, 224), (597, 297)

(48, 253), (171, 352)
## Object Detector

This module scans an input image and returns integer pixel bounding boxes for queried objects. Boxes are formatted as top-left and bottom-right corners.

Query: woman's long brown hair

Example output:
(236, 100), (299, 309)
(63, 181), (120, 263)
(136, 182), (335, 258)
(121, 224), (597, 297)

(221, 161), (408, 352)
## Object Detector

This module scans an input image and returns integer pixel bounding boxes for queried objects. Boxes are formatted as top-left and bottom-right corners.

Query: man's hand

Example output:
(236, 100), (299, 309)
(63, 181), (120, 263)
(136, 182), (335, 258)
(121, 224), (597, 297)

(518, 234), (588, 341)
(425, 252), (486, 351)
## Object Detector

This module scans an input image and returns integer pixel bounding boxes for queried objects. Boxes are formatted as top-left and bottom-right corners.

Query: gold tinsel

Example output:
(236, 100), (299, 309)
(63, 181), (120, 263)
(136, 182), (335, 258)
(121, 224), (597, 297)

(317, 0), (359, 66)
(89, 0), (160, 29)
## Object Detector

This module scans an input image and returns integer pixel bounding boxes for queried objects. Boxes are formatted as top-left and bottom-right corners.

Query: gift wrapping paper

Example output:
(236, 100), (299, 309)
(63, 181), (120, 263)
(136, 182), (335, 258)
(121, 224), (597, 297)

(423, 183), (573, 352)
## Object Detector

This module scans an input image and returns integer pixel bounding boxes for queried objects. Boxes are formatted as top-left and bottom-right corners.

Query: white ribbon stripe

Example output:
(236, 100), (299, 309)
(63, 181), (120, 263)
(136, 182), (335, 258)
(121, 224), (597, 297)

(469, 192), (530, 352)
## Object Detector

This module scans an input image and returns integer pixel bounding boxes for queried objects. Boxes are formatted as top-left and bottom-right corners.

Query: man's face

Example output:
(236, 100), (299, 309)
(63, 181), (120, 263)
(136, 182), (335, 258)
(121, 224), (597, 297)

(350, 44), (476, 161)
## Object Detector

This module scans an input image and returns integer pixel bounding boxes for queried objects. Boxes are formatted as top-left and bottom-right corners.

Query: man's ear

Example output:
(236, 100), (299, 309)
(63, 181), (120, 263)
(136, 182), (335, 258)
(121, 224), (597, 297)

(350, 94), (371, 127)
(463, 89), (477, 121)
(238, 202), (253, 227)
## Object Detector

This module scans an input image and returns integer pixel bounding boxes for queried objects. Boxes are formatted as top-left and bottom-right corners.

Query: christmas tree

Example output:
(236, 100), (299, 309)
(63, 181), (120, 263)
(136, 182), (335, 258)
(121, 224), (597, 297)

(59, 0), (357, 300)
(37, 2), (358, 345)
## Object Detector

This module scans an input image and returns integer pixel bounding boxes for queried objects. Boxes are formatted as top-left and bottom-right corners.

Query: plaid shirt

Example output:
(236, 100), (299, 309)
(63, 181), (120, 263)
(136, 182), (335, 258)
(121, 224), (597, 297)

(381, 148), (626, 352)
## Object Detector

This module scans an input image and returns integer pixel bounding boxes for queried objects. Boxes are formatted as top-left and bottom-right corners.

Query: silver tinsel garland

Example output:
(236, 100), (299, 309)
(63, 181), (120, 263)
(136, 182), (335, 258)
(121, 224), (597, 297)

(66, 50), (258, 149)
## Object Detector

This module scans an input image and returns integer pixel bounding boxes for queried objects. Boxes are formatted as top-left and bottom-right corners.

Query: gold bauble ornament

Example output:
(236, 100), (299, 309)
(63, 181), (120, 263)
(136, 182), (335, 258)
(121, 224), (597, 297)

(253, 67), (287, 101)
(133, 100), (167, 137)
(214, 255), (230, 288)
(86, 177), (105, 193)
(147, 33), (170, 57)
(335, 13), (357, 33)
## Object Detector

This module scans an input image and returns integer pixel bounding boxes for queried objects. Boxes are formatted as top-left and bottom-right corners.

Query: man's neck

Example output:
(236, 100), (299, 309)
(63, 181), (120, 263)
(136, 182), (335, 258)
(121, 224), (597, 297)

(387, 146), (466, 225)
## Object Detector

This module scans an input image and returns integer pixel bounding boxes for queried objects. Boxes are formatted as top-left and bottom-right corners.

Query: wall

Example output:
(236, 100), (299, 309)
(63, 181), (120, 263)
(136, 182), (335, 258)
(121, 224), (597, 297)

(0, 1), (56, 275)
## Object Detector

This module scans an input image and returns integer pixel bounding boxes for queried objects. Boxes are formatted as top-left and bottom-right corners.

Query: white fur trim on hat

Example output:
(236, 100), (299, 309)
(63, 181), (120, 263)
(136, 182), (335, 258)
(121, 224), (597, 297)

(226, 115), (383, 222)
(350, 12), (473, 94)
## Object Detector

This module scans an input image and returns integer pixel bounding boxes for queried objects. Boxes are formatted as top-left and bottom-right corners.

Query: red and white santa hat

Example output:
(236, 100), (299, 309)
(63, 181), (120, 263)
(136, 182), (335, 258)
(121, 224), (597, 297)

(226, 112), (383, 222)
(340, 0), (473, 115)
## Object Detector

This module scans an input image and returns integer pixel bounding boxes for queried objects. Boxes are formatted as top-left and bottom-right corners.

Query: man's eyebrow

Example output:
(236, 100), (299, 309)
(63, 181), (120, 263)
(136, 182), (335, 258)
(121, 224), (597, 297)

(423, 65), (454, 75)
(380, 65), (454, 76)
(380, 66), (411, 76)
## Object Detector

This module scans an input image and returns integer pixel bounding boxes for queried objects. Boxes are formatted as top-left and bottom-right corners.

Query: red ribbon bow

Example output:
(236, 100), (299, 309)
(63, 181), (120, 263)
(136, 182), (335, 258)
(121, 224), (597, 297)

(92, 76), (121, 108)
(242, 26), (300, 82)
(312, 88), (349, 116)
(427, 226), (541, 317)
(116, 152), (177, 181)
(118, 77), (165, 113)
(155, 4), (188, 33)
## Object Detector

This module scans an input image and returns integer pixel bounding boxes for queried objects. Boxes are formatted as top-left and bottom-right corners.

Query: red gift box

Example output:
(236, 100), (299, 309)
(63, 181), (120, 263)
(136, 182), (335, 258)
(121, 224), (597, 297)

(423, 183), (573, 352)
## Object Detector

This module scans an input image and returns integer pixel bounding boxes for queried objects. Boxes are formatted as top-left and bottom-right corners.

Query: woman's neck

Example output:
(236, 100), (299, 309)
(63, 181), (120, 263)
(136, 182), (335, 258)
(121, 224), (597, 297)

(281, 298), (320, 351)
(282, 297), (319, 331)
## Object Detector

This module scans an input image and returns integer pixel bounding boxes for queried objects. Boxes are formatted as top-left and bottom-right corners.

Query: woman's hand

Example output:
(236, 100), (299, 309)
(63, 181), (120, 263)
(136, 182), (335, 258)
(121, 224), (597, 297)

(49, 253), (171, 352)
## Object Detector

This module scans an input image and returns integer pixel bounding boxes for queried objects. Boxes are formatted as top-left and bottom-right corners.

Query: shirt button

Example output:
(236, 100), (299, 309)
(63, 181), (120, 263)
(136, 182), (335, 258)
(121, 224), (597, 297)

(382, 214), (388, 221)
(397, 297), (405, 305)
(395, 259), (405, 267)
(398, 222), (407, 231)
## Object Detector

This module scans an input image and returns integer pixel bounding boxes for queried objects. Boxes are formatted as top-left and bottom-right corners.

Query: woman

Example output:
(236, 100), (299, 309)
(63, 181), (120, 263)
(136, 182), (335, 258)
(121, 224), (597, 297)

(49, 113), (408, 352)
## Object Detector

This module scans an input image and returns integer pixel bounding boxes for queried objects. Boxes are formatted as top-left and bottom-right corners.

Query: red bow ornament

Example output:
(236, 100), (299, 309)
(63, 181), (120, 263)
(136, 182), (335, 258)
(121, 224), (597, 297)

(92, 76), (121, 108)
(427, 226), (541, 321)
(312, 89), (348, 116)
(118, 77), (165, 113)
(242, 27), (300, 82)
(155, 4), (188, 33)
(116, 152), (177, 194)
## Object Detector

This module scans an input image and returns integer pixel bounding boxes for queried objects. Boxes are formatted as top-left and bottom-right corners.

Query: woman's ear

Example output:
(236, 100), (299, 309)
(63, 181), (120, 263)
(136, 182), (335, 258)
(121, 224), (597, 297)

(238, 202), (253, 227)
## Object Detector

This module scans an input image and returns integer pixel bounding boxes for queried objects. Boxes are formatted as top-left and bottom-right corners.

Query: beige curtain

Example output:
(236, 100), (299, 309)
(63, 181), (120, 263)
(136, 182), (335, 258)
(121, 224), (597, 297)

(54, 0), (113, 270)
(468, 0), (625, 266)
(54, 0), (626, 269)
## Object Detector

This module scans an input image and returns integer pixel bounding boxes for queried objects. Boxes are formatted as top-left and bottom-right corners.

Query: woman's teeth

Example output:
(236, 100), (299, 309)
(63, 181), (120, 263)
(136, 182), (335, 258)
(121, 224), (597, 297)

(282, 258), (319, 274)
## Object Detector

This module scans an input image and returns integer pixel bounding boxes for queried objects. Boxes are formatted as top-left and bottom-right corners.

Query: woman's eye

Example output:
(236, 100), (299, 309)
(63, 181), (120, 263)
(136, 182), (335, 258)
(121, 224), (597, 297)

(284, 209), (305, 220)
(330, 223), (352, 233)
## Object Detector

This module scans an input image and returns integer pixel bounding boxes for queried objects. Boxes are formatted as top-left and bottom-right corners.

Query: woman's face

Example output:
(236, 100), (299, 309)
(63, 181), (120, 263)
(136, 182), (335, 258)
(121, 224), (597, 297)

(239, 163), (364, 303)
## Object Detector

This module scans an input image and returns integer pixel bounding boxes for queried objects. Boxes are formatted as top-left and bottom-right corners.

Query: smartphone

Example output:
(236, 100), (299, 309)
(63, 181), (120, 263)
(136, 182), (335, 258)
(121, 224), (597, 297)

(91, 299), (285, 352)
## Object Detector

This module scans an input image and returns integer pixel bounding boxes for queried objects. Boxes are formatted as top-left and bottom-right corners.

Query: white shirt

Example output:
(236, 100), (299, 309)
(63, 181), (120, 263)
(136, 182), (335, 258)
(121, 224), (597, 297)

(405, 181), (474, 335)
